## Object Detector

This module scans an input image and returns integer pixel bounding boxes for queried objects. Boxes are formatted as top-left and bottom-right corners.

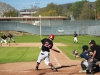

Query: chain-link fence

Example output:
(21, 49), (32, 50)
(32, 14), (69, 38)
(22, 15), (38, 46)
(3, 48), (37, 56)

(0, 20), (100, 36)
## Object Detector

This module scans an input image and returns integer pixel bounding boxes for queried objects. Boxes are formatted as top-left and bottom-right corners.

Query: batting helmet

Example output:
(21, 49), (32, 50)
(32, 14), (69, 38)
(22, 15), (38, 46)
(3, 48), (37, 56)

(49, 34), (55, 40)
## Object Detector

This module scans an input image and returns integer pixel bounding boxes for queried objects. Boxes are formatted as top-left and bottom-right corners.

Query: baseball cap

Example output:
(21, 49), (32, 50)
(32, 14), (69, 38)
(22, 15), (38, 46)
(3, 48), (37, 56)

(89, 40), (95, 44)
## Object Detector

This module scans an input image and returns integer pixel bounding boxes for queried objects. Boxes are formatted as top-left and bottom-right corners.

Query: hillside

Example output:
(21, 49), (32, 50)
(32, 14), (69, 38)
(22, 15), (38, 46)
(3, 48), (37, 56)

(61, 2), (95, 10)
(0, 1), (16, 17)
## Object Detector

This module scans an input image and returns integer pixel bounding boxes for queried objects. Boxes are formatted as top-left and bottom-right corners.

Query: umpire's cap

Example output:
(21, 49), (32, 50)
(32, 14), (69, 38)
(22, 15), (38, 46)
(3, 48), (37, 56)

(89, 40), (96, 44)
(82, 45), (88, 51)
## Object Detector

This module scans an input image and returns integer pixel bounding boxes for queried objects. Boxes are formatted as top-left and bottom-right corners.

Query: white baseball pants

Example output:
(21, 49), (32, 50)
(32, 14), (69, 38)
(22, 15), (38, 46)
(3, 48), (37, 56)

(83, 60), (88, 67)
(74, 37), (78, 42)
(1, 39), (7, 43)
(8, 38), (15, 42)
(37, 51), (50, 65)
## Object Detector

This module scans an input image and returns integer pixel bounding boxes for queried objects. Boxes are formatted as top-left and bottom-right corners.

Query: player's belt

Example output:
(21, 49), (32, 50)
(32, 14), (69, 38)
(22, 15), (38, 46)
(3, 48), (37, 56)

(42, 50), (49, 52)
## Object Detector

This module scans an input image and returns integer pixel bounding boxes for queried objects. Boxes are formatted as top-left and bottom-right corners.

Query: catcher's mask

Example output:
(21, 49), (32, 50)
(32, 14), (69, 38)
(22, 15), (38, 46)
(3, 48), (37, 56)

(49, 34), (55, 40)
(82, 45), (88, 51)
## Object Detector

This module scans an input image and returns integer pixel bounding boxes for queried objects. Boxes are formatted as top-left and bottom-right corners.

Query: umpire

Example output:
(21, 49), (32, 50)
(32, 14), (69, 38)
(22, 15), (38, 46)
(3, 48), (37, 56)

(87, 40), (100, 74)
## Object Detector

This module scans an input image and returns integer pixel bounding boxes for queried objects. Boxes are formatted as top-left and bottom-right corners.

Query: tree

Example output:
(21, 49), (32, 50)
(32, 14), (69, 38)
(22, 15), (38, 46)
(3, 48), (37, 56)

(34, 2), (62, 16)
(69, 0), (88, 20)
(95, 0), (100, 19)
(95, 0), (100, 11)
(79, 6), (95, 20)
(3, 10), (18, 17)
(79, 7), (89, 20)
(42, 10), (56, 16)
(79, 2), (95, 20)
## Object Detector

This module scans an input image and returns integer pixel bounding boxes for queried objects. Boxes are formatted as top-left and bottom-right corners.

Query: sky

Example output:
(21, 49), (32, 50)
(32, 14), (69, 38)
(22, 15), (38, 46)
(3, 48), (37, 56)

(0, 0), (96, 10)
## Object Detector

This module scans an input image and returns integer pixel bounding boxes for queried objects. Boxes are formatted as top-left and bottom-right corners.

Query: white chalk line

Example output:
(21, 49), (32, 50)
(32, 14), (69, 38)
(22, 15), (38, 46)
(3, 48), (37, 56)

(51, 46), (62, 67)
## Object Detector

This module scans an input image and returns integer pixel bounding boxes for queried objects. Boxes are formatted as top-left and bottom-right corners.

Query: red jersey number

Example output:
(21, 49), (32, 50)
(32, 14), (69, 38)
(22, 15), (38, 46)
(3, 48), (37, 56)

(44, 42), (51, 48)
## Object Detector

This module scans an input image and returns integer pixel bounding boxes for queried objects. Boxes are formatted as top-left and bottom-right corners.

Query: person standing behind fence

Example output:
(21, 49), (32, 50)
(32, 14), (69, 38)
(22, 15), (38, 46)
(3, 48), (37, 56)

(74, 31), (78, 43)
(7, 33), (16, 46)
(0, 34), (8, 46)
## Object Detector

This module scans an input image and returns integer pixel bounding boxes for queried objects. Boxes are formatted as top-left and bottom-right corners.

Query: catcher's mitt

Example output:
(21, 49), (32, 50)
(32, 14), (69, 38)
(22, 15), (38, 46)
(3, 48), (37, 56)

(73, 50), (78, 57)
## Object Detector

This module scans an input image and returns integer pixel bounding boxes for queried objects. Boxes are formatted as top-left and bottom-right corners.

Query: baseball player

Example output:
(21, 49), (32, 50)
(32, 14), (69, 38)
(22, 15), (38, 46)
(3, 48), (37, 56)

(7, 33), (16, 46)
(0, 34), (8, 46)
(73, 45), (90, 72)
(74, 31), (78, 43)
(87, 40), (100, 74)
(35, 34), (60, 71)
(79, 45), (92, 73)
(74, 45), (99, 74)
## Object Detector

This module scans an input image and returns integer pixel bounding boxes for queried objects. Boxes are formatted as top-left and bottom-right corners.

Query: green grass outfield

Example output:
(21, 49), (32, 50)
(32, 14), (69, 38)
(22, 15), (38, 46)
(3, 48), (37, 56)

(0, 34), (100, 64)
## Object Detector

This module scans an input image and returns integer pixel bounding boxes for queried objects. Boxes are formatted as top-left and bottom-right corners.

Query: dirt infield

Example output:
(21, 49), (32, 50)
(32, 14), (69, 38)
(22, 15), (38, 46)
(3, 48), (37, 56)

(0, 43), (67, 47)
(0, 43), (100, 75)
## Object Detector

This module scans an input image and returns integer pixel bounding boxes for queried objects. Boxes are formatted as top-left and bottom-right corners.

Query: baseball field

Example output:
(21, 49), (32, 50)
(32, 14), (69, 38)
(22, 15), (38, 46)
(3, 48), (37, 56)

(0, 33), (100, 75)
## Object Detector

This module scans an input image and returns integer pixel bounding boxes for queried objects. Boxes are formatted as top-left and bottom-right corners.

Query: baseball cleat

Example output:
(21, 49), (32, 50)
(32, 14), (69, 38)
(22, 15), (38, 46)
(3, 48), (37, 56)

(35, 66), (38, 70)
(86, 70), (94, 75)
(51, 66), (58, 71)
(53, 68), (58, 71)
(7, 43), (10, 46)
(8, 44), (10, 46)
(79, 70), (86, 73)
